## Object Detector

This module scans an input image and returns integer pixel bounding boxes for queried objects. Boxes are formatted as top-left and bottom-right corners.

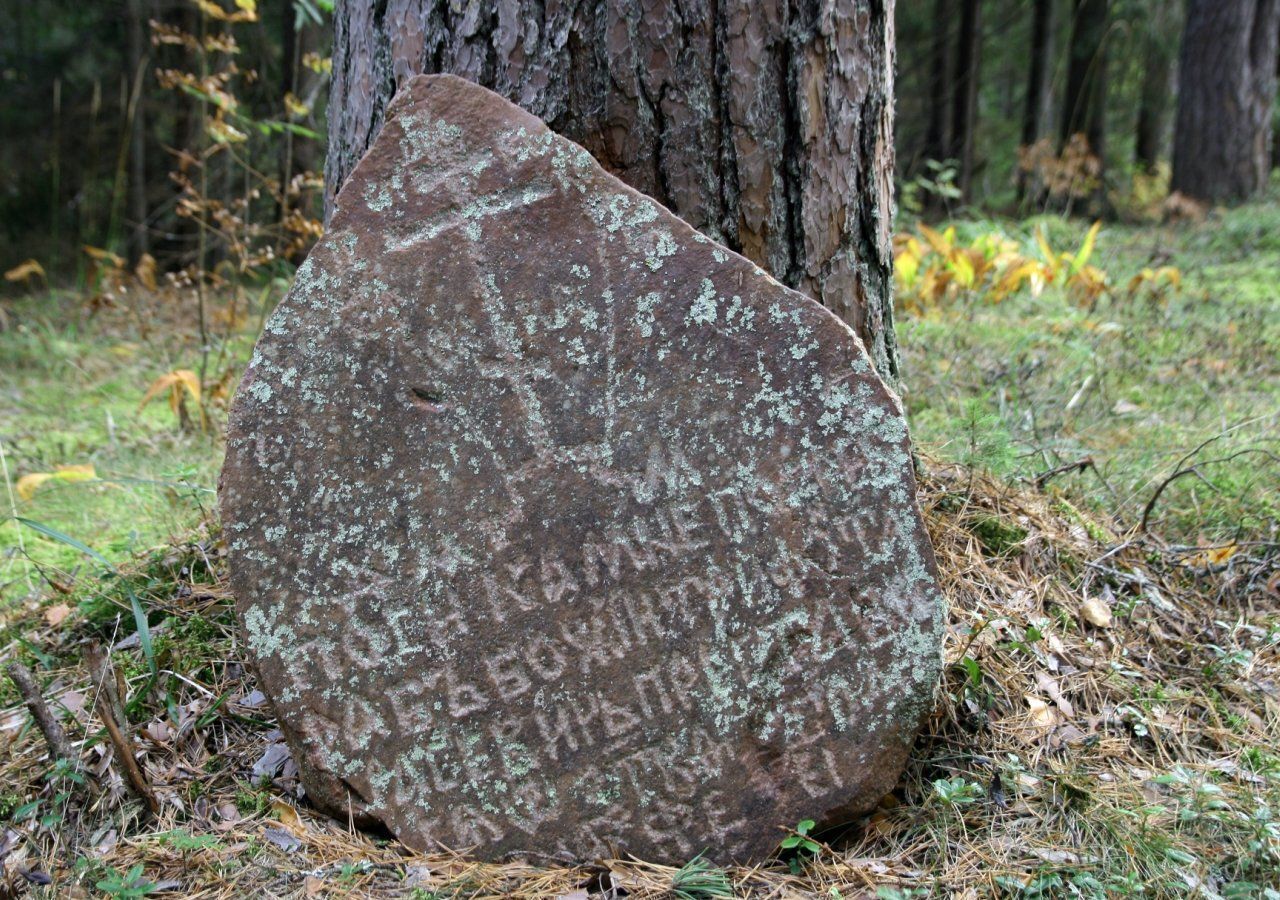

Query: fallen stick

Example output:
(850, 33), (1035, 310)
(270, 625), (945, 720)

(85, 643), (159, 815)
(5, 661), (76, 764)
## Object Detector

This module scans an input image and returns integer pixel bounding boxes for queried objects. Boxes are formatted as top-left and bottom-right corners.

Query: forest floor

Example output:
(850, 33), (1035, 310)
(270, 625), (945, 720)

(0, 202), (1278, 897)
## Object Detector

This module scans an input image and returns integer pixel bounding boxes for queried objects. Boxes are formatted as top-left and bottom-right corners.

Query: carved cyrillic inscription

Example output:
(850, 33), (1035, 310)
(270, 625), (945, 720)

(221, 75), (944, 864)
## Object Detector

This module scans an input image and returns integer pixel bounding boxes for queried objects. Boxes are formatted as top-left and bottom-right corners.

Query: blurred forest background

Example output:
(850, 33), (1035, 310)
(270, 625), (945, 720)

(4, 0), (1277, 273)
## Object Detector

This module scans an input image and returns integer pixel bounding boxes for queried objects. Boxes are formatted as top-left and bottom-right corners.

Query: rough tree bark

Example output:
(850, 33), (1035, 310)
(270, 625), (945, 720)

(949, 0), (981, 200)
(1172, 0), (1280, 203)
(326, 0), (902, 383)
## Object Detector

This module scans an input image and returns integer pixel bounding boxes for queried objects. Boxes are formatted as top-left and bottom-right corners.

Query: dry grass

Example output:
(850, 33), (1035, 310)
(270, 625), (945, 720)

(1, 463), (1277, 898)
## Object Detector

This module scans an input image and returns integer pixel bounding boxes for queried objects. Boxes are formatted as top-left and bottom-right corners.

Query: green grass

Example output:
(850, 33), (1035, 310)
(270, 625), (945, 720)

(0, 292), (257, 602)
(899, 199), (1280, 544)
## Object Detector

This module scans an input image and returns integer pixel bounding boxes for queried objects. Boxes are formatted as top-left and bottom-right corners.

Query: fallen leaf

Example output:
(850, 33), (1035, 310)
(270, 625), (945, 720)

(43, 603), (72, 627)
(237, 690), (267, 708)
(1080, 593), (1112, 627)
(1025, 694), (1058, 729)
(1035, 673), (1075, 717)
(143, 720), (171, 743)
(253, 742), (292, 781)
(403, 865), (433, 887)
(262, 827), (301, 853)
(270, 798), (301, 830)
(305, 875), (325, 896)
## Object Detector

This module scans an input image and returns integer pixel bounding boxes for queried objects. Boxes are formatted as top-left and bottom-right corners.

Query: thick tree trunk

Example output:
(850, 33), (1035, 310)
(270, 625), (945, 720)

(1173, 0), (1280, 203)
(1060, 0), (1108, 158)
(326, 0), (901, 383)
(949, 0), (981, 199)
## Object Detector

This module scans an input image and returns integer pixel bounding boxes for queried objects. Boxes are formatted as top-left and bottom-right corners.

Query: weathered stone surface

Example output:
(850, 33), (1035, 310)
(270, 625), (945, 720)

(220, 74), (943, 864)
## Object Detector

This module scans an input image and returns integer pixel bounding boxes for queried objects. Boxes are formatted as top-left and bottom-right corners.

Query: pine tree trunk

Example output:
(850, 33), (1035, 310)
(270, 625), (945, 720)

(949, 0), (981, 199)
(1022, 0), (1052, 151)
(1060, 0), (1108, 158)
(1134, 0), (1179, 172)
(125, 0), (149, 261)
(1173, 0), (1280, 203)
(923, 0), (953, 167)
(326, 0), (902, 383)
(1016, 0), (1052, 204)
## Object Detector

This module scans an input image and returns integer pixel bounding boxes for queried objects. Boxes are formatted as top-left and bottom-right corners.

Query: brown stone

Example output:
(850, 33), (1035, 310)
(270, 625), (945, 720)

(220, 74), (943, 864)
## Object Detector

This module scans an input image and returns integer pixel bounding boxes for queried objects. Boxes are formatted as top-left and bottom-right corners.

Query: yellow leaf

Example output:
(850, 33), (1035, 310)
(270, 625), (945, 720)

(1034, 227), (1059, 274)
(1080, 594), (1112, 628)
(271, 798), (302, 830)
(917, 224), (954, 260)
(15, 464), (97, 502)
(1073, 221), (1102, 271)
(135, 253), (158, 291)
(4, 259), (46, 282)
(140, 369), (201, 415)
(15, 473), (52, 502)
(302, 52), (332, 75)
(234, 0), (256, 11)
(83, 245), (126, 268)
(895, 250), (919, 288)
(207, 116), (249, 144)
(1205, 544), (1238, 566)
(284, 92), (309, 118)
(950, 253), (976, 288)
(193, 0), (229, 19)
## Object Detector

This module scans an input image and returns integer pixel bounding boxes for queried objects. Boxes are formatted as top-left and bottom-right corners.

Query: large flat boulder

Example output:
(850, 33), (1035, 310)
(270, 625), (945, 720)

(220, 74), (943, 864)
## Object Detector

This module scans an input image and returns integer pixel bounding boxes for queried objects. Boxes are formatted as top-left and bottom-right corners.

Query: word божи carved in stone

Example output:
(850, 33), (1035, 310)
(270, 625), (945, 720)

(220, 74), (944, 864)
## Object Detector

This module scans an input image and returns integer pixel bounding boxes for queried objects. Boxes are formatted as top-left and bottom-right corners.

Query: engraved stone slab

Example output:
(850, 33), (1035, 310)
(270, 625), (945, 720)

(220, 74), (944, 864)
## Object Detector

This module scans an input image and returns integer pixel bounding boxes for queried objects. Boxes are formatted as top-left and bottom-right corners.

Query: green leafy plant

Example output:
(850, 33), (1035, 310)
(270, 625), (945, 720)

(933, 777), (984, 807)
(671, 854), (734, 900)
(779, 819), (823, 873)
(96, 864), (156, 899)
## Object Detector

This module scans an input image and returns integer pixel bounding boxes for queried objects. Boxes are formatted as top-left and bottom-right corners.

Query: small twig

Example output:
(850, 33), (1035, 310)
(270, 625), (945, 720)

(1033, 456), (1094, 490)
(5, 661), (76, 764)
(1139, 447), (1280, 533)
(85, 642), (159, 815)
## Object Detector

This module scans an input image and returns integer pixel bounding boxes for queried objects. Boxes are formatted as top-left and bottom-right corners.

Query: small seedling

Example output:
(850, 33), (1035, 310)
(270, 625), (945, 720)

(779, 819), (823, 873)
(671, 854), (734, 900)
(932, 776), (984, 807)
(96, 864), (156, 899)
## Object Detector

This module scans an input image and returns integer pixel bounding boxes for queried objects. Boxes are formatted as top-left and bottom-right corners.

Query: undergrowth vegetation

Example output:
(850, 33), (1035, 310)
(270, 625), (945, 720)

(898, 199), (1280, 550)
(1, 190), (1277, 896)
